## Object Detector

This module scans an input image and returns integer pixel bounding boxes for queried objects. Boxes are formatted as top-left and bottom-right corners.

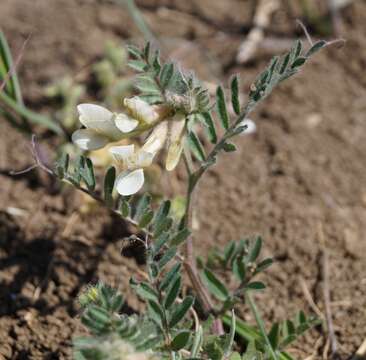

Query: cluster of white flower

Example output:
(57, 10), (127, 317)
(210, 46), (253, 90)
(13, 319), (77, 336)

(72, 96), (256, 196)
(72, 97), (186, 196)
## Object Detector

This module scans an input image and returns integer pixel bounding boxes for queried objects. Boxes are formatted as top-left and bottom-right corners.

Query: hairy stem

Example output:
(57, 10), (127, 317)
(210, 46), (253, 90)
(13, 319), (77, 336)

(182, 168), (215, 315)
(181, 103), (253, 329)
(194, 102), (252, 183)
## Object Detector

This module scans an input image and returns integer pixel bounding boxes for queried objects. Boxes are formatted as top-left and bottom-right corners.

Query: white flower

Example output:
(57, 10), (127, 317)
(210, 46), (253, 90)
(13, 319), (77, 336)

(237, 118), (256, 135)
(110, 122), (168, 196)
(72, 99), (169, 151)
(110, 145), (152, 196)
(166, 114), (186, 171)
(124, 97), (164, 125)
(114, 113), (139, 133)
(142, 113), (187, 172)
(144, 113), (186, 172)
(72, 104), (136, 151)
(142, 119), (169, 154)
(108, 111), (187, 195)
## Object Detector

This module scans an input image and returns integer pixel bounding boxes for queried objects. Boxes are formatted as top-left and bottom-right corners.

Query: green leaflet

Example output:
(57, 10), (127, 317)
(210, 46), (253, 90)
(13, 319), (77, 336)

(216, 85), (230, 130)
(169, 296), (194, 328)
(133, 281), (159, 302)
(232, 256), (246, 283)
(170, 228), (190, 246)
(164, 275), (181, 309)
(104, 166), (116, 207)
(245, 281), (266, 291)
(138, 209), (154, 228)
(134, 193), (151, 221)
(268, 323), (280, 350)
(255, 258), (273, 275)
(80, 157), (96, 191)
(305, 40), (327, 57)
(291, 57), (307, 68)
(159, 262), (181, 292)
(223, 142), (236, 152)
(119, 197), (131, 217)
(135, 73), (161, 94)
(160, 63), (174, 88)
(128, 59), (148, 72)
(55, 153), (70, 179)
(247, 236), (262, 262)
(153, 232), (170, 257)
(148, 300), (165, 329)
(153, 200), (171, 234)
(201, 112), (217, 144)
(171, 331), (190, 351)
(158, 247), (177, 271)
(188, 131), (206, 162)
(201, 268), (229, 301)
(230, 75), (240, 115)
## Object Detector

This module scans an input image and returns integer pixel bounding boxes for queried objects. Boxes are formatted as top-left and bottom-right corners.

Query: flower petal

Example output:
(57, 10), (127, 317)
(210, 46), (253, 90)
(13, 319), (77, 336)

(169, 114), (186, 142)
(115, 169), (145, 196)
(72, 129), (109, 150)
(114, 113), (139, 133)
(166, 141), (184, 171)
(165, 114), (185, 171)
(142, 121), (168, 154)
(124, 97), (160, 124)
(237, 119), (256, 135)
(137, 151), (154, 168)
(166, 115), (186, 171)
(77, 103), (121, 139)
(109, 144), (135, 163)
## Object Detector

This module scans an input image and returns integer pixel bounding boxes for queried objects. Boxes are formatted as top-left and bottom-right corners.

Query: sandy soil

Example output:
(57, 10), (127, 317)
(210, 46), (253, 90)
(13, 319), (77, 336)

(0, 0), (365, 359)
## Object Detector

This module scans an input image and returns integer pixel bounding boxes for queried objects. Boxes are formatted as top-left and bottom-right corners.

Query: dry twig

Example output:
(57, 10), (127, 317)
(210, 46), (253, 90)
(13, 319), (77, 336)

(299, 276), (325, 321)
(328, 0), (342, 36)
(318, 222), (339, 359)
(303, 336), (324, 360)
(236, 0), (280, 64)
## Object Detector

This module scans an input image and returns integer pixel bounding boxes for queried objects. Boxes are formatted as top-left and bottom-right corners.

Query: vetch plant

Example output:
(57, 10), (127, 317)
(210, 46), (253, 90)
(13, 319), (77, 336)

(46, 38), (329, 359)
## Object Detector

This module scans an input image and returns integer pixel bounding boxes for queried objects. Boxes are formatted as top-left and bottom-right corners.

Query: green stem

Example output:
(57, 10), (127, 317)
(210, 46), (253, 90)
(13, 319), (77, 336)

(192, 102), (252, 185)
(179, 104), (253, 325)
(181, 150), (215, 315)
(246, 292), (278, 360)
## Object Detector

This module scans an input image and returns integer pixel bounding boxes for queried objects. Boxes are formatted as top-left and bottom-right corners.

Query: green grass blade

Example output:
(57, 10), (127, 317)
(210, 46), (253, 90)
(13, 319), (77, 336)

(0, 32), (15, 98)
(0, 91), (64, 135)
(246, 293), (279, 360)
(121, 0), (156, 43)
(0, 30), (23, 104)
(222, 312), (262, 343)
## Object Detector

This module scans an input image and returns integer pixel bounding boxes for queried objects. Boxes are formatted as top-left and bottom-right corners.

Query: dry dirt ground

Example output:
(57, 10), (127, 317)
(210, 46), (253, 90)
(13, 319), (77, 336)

(0, 0), (366, 359)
